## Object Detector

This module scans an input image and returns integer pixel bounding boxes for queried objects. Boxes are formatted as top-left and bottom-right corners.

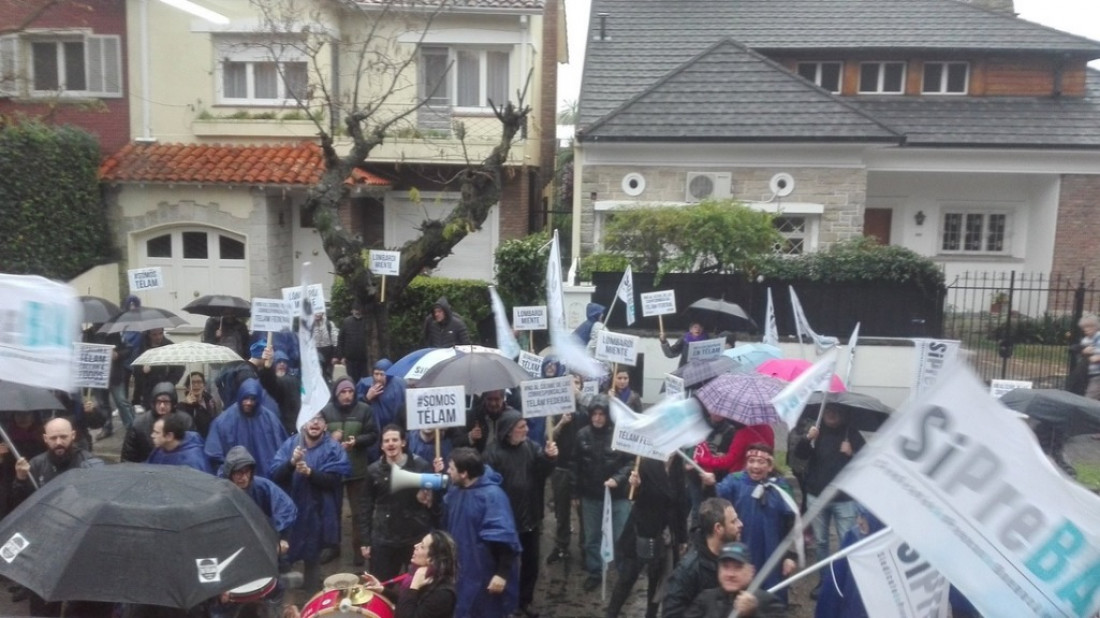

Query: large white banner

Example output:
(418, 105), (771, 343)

(0, 274), (81, 390)
(488, 286), (520, 359)
(609, 398), (669, 460)
(910, 338), (960, 398)
(846, 530), (951, 618)
(834, 363), (1100, 617)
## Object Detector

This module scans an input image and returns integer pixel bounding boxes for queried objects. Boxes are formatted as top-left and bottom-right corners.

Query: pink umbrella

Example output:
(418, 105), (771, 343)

(756, 358), (847, 393)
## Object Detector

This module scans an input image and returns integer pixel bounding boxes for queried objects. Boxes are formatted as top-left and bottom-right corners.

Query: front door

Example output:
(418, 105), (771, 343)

(864, 208), (893, 245)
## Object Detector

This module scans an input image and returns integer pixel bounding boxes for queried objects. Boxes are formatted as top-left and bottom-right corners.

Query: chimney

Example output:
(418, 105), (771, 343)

(957, 0), (1015, 14)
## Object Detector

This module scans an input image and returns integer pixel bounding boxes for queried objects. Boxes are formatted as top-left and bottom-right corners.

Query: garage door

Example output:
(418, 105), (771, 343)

(384, 192), (498, 281)
(132, 226), (249, 328)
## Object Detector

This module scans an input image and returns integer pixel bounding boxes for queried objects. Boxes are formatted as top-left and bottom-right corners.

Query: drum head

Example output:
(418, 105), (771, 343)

(324, 572), (360, 590)
(226, 576), (276, 602)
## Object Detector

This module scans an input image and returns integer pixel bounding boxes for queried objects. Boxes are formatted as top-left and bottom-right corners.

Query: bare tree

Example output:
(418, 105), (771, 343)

(250, 0), (531, 355)
(0, 0), (84, 37)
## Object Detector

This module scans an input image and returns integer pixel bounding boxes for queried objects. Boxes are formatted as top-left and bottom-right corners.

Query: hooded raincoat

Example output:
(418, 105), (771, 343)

(147, 431), (212, 474)
(422, 297), (470, 348)
(269, 432), (351, 563)
(222, 446), (297, 538)
(205, 378), (289, 477)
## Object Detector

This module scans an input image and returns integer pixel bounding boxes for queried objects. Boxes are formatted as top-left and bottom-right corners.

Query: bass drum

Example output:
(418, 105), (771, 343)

(300, 587), (394, 618)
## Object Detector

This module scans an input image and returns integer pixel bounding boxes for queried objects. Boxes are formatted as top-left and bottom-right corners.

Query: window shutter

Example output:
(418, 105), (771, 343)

(0, 35), (18, 96)
(86, 35), (121, 97)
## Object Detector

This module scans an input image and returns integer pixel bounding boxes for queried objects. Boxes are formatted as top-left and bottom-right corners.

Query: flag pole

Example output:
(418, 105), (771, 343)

(764, 527), (893, 594)
(628, 456), (641, 500)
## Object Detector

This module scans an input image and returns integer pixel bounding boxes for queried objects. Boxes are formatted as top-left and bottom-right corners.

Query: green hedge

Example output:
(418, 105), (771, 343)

(752, 237), (945, 293)
(0, 120), (113, 279)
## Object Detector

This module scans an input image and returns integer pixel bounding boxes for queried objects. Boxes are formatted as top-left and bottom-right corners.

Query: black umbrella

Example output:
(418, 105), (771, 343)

(0, 464), (279, 608)
(417, 351), (530, 394)
(999, 388), (1100, 437)
(78, 296), (120, 324)
(687, 298), (758, 332)
(0, 381), (63, 412)
(97, 306), (187, 334)
(670, 355), (747, 388)
(183, 294), (251, 318)
(801, 391), (893, 433)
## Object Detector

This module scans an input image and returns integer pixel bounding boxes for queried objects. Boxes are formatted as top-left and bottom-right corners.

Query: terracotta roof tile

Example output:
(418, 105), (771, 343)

(99, 142), (393, 187)
(354, 0), (543, 11)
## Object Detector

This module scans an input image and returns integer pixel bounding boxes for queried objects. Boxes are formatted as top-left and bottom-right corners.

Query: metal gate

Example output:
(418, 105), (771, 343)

(943, 270), (1100, 386)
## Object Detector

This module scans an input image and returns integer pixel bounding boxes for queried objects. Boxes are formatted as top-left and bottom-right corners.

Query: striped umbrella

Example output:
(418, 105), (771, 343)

(695, 372), (787, 425)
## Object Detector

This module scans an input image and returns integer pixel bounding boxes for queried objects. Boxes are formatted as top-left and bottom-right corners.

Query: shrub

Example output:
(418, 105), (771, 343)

(990, 313), (1075, 345)
(494, 231), (549, 307)
(578, 252), (629, 283)
(751, 237), (945, 293)
(388, 277), (491, 357)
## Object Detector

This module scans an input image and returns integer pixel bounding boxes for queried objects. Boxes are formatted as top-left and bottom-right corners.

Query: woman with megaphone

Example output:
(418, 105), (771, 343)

(358, 424), (440, 582)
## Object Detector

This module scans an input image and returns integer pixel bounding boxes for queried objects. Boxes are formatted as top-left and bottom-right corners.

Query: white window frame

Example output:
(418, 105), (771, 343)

(772, 214), (820, 255)
(214, 37), (308, 107)
(938, 210), (1012, 256)
(796, 61), (843, 94)
(419, 45), (512, 111)
(921, 61), (969, 95)
(17, 32), (121, 98)
(858, 61), (907, 95)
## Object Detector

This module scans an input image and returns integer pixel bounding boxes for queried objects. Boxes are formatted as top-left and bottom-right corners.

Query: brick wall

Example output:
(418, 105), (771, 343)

(0, 0), (130, 156)
(498, 168), (531, 241)
(1051, 174), (1100, 282)
(537, 0), (560, 209)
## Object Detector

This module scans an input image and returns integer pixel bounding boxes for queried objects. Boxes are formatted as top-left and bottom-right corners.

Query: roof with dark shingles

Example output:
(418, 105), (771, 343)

(578, 0), (1100, 147)
(581, 39), (900, 142)
(354, 0), (543, 10)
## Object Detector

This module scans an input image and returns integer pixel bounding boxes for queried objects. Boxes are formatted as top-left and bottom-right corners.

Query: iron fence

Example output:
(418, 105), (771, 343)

(943, 271), (1100, 386)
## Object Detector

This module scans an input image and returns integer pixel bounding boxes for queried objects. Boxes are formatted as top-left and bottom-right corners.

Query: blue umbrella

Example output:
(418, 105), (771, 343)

(722, 343), (783, 369)
(385, 348), (440, 378)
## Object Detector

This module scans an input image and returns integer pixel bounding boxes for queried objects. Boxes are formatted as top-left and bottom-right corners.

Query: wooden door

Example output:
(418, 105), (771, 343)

(863, 208), (893, 245)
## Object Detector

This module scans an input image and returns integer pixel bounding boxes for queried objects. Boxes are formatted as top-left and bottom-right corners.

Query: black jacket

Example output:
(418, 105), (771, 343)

(483, 411), (556, 531)
(421, 297), (470, 348)
(339, 314), (370, 361)
(572, 423), (633, 501)
(684, 587), (786, 618)
(663, 544), (719, 618)
(550, 397), (589, 469)
(457, 400), (516, 453)
(358, 454), (437, 548)
(793, 421), (865, 498)
(12, 448), (104, 507)
(122, 382), (191, 463)
(632, 458), (689, 542)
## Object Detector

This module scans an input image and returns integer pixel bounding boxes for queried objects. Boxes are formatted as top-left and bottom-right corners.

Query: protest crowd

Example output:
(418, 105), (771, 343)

(1, 256), (1099, 618)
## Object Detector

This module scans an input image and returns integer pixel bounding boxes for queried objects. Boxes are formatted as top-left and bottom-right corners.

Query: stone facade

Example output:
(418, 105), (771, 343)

(579, 163), (867, 254)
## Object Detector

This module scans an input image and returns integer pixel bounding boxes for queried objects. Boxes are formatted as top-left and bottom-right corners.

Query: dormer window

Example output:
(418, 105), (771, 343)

(922, 62), (968, 94)
(858, 61), (906, 94)
(796, 61), (842, 93)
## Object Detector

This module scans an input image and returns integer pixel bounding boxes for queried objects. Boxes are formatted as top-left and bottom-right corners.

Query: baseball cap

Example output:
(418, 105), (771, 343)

(717, 542), (750, 564)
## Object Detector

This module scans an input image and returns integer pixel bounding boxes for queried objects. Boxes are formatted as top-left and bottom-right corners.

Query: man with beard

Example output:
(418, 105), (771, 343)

(662, 497), (744, 618)
(321, 376), (378, 566)
(205, 378), (288, 477)
(270, 414), (350, 594)
(460, 389), (515, 453)
(148, 412), (211, 474)
(122, 382), (192, 464)
(358, 425), (437, 581)
(13, 418), (104, 616)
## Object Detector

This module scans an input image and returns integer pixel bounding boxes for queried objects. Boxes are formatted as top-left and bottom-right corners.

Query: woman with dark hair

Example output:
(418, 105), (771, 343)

(178, 371), (219, 438)
(364, 529), (458, 618)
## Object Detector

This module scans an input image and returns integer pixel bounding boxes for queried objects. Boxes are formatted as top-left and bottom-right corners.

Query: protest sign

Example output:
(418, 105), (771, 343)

(582, 380), (600, 398)
(405, 386), (467, 431)
(594, 330), (639, 366)
(370, 250), (401, 276)
(990, 379), (1033, 399)
(128, 267), (163, 291)
(520, 376), (575, 418)
(250, 298), (294, 332)
(835, 363), (1100, 617)
(663, 374), (685, 400)
(640, 290), (676, 317)
(687, 337), (725, 362)
(609, 400), (669, 460)
(846, 530), (951, 618)
(910, 338), (960, 398)
(518, 351), (543, 378)
(281, 283), (326, 314)
(72, 343), (113, 389)
(0, 274), (81, 390)
(513, 306), (548, 331)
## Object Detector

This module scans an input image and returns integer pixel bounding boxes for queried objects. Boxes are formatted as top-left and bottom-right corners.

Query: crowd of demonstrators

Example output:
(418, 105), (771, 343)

(663, 497), (744, 618)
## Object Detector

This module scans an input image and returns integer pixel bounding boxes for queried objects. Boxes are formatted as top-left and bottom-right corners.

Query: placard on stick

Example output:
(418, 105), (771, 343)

(128, 267), (163, 292)
(281, 284), (326, 314)
(73, 343), (113, 389)
(687, 337), (726, 362)
(520, 376), (575, 418)
(640, 290), (676, 317)
(513, 306), (548, 331)
(663, 374), (686, 400)
(405, 386), (467, 430)
(518, 351), (544, 378)
(251, 298), (294, 332)
(594, 330), (639, 366)
(370, 250), (401, 302)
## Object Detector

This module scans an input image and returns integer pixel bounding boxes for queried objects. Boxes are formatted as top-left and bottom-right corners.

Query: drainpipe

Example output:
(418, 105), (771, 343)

(139, 0), (154, 141)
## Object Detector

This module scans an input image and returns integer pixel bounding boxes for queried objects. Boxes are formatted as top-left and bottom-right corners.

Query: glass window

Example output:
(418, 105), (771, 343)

(253, 62), (278, 100)
(146, 234), (172, 258)
(456, 50), (479, 107)
(859, 62), (906, 94)
(223, 61), (248, 99)
(774, 216), (810, 255)
(215, 37), (309, 105)
(420, 46), (510, 109)
(219, 236), (245, 260)
(941, 212), (1010, 254)
(420, 46), (451, 105)
(796, 62), (842, 93)
(182, 232), (208, 259)
(923, 62), (968, 94)
(32, 42), (59, 91)
(63, 41), (85, 91)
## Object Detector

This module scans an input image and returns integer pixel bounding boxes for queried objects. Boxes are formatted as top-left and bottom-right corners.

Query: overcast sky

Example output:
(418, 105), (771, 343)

(557, 0), (1100, 112)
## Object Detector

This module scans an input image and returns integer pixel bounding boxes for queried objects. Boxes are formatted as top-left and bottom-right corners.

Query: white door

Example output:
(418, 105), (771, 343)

(132, 227), (249, 328)
(384, 192), (499, 281)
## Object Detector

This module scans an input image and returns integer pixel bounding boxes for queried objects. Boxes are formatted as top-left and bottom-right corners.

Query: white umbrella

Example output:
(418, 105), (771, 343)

(132, 341), (243, 366)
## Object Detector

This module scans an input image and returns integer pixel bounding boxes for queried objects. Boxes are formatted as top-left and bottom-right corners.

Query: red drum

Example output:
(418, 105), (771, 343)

(300, 587), (394, 618)
(225, 577), (277, 603)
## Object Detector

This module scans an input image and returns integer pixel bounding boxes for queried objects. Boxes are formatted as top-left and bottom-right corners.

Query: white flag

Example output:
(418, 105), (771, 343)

(770, 349), (838, 428)
(616, 266), (635, 326)
(910, 338), (960, 399)
(762, 287), (779, 347)
(295, 263), (331, 431)
(546, 231), (605, 378)
(834, 362), (1100, 618)
(0, 274), (81, 391)
(844, 322), (860, 389)
(630, 397), (712, 454)
(789, 286), (838, 353)
(488, 286), (520, 359)
(846, 529), (951, 618)
(600, 485), (614, 564)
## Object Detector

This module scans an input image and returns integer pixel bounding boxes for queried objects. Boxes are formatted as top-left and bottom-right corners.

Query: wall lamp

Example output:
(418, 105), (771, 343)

(914, 210), (926, 226)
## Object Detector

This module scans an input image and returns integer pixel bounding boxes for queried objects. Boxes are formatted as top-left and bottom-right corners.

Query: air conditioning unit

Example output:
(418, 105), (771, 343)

(685, 172), (732, 203)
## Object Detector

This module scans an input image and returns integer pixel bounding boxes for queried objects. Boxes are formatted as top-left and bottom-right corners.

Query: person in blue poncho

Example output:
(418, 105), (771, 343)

(358, 358), (407, 460)
(205, 378), (288, 477)
(270, 413), (350, 595)
(440, 446), (521, 618)
(572, 302), (605, 346)
(148, 412), (211, 473)
(712, 443), (799, 605)
(813, 505), (882, 618)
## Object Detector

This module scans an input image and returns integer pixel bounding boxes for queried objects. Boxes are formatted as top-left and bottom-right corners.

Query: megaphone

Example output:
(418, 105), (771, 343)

(391, 467), (450, 492)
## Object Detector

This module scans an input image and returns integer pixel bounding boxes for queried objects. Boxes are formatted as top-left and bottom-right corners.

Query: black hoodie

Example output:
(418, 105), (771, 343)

(421, 297), (470, 347)
(483, 410), (556, 531)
